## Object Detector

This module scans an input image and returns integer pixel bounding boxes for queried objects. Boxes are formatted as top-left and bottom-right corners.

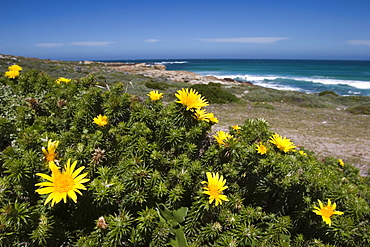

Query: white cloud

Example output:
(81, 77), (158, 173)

(199, 37), (290, 44)
(145, 39), (161, 43)
(69, 41), (115, 46)
(34, 43), (64, 47)
(348, 40), (370, 47)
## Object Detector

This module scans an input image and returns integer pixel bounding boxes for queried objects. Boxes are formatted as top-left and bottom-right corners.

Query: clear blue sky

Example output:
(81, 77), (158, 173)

(1, 0), (370, 60)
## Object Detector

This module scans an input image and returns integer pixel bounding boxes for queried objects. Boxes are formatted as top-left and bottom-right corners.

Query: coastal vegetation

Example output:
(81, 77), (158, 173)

(0, 54), (370, 246)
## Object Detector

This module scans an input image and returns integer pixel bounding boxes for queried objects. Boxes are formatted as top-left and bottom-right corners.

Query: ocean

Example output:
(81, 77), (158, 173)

(107, 59), (370, 96)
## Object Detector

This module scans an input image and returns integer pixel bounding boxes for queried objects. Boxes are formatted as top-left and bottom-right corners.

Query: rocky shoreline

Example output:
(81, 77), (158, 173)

(1, 53), (251, 86)
(85, 60), (253, 85)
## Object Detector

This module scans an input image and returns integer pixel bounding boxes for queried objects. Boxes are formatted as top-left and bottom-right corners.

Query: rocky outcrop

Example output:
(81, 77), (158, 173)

(103, 61), (252, 85)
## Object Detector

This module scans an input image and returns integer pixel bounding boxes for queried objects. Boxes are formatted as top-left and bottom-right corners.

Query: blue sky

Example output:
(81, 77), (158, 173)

(1, 0), (370, 60)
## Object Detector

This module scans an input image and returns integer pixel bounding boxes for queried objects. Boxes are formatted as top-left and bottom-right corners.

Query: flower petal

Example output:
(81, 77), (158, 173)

(67, 190), (78, 203)
(36, 173), (53, 182)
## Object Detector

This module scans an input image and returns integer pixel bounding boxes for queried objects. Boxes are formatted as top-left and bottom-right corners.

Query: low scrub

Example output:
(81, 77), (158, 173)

(243, 88), (334, 108)
(347, 104), (370, 115)
(190, 82), (239, 104)
(318, 90), (339, 97)
(145, 81), (171, 90)
(0, 66), (370, 246)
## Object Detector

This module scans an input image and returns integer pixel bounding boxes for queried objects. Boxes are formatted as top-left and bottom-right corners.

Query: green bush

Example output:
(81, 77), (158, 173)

(1, 68), (370, 246)
(347, 104), (370, 115)
(190, 82), (239, 104)
(145, 81), (170, 90)
(318, 91), (339, 97)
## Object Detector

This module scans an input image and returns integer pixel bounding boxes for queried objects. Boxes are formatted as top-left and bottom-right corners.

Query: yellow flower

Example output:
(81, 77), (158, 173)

(312, 199), (344, 226)
(8, 64), (22, 71)
(299, 150), (307, 156)
(147, 90), (163, 101)
(269, 133), (296, 153)
(42, 139), (59, 162)
(232, 125), (241, 131)
(208, 113), (219, 123)
(5, 70), (20, 79)
(212, 130), (233, 146)
(35, 159), (89, 206)
(338, 159), (345, 167)
(193, 110), (218, 123)
(175, 88), (209, 111)
(93, 114), (108, 126)
(201, 172), (229, 206)
(193, 109), (210, 122)
(256, 142), (268, 155)
(56, 77), (71, 84)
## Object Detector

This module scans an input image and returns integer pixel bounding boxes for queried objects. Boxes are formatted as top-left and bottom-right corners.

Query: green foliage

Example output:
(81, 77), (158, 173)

(253, 102), (276, 109)
(145, 81), (170, 90)
(190, 82), (239, 104)
(157, 205), (188, 246)
(318, 91), (339, 97)
(1, 67), (370, 246)
(243, 87), (334, 108)
(347, 104), (370, 115)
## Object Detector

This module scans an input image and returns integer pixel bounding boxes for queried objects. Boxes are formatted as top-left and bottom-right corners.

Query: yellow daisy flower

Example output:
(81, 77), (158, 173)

(147, 90), (163, 101)
(208, 112), (218, 123)
(35, 159), (89, 206)
(212, 130), (233, 146)
(5, 70), (20, 79)
(201, 172), (229, 206)
(256, 142), (268, 155)
(93, 114), (108, 127)
(299, 150), (307, 156)
(232, 125), (241, 131)
(42, 139), (59, 162)
(8, 64), (23, 71)
(193, 109), (210, 122)
(312, 199), (344, 226)
(269, 133), (296, 153)
(56, 77), (71, 84)
(175, 88), (209, 111)
(338, 159), (345, 167)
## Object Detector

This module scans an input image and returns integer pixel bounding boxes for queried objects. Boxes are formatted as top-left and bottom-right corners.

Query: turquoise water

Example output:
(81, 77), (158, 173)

(105, 59), (370, 96)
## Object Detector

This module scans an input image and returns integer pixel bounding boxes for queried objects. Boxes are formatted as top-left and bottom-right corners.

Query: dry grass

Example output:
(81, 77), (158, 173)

(209, 102), (370, 176)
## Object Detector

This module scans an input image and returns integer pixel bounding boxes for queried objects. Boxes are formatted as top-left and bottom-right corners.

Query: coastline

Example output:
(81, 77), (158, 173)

(103, 58), (370, 97)
(87, 60), (254, 86)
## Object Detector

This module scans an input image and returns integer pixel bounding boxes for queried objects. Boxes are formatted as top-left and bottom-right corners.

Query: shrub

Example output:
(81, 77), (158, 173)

(318, 90), (339, 97)
(1, 67), (370, 246)
(190, 82), (239, 104)
(145, 81), (170, 90)
(347, 104), (370, 115)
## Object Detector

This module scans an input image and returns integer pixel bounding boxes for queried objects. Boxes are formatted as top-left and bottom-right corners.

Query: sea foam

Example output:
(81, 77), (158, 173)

(155, 61), (188, 65)
(209, 74), (370, 90)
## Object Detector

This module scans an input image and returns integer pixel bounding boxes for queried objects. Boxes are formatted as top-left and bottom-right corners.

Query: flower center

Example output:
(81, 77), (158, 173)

(46, 153), (56, 162)
(321, 206), (334, 218)
(54, 174), (74, 193)
(208, 184), (220, 198)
